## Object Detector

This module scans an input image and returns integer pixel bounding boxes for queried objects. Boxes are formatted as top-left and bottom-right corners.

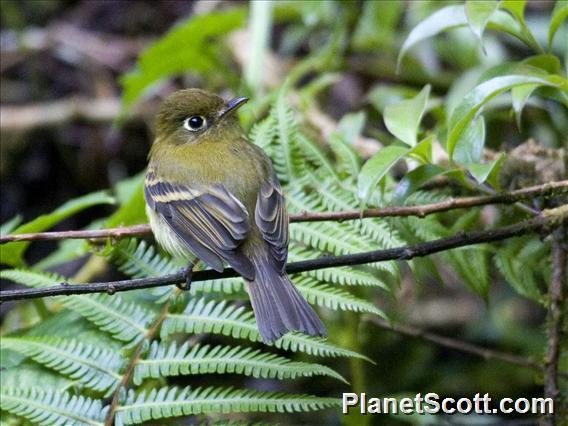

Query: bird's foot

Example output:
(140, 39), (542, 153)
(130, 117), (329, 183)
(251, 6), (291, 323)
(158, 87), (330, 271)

(177, 261), (196, 291)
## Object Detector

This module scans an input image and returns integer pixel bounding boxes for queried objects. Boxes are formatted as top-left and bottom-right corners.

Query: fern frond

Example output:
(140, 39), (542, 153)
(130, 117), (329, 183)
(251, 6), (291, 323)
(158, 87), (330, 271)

(328, 133), (361, 179)
(249, 112), (277, 152)
(287, 187), (399, 278)
(289, 221), (389, 272)
(114, 386), (339, 425)
(161, 298), (370, 360)
(191, 277), (244, 295)
(295, 276), (386, 317)
(295, 134), (339, 181)
(2, 337), (123, 394)
(105, 238), (178, 278)
(314, 181), (405, 247)
(133, 341), (347, 385)
(0, 268), (65, 289)
(495, 245), (542, 301)
(0, 269), (154, 343)
(289, 247), (388, 288)
(1, 365), (75, 391)
(269, 88), (306, 182)
(65, 294), (153, 343)
(0, 387), (107, 426)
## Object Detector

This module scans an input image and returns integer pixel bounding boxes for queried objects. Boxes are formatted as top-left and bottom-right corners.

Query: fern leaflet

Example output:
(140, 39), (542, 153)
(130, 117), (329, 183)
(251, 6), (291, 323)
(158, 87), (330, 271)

(0, 387), (107, 426)
(133, 341), (347, 385)
(2, 336), (123, 394)
(114, 386), (339, 425)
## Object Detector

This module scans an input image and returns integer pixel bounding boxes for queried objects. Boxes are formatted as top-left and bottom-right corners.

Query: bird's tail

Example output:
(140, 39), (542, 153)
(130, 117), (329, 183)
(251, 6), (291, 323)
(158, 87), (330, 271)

(246, 255), (326, 343)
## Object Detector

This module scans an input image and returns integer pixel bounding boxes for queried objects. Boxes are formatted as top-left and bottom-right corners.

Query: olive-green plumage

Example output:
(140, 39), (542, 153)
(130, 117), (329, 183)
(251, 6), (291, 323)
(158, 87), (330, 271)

(145, 88), (326, 343)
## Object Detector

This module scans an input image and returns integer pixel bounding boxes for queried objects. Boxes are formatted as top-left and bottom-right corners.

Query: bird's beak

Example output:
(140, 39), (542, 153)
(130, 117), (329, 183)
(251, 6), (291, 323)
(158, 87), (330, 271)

(220, 97), (249, 118)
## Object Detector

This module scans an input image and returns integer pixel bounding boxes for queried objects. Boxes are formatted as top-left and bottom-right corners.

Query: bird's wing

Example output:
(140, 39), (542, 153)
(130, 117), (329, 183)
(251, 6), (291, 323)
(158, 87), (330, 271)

(145, 171), (254, 280)
(254, 175), (289, 274)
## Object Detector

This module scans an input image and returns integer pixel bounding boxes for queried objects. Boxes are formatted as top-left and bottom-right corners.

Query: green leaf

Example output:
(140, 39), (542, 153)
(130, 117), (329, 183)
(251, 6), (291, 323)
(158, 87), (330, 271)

(133, 342), (347, 385)
(467, 153), (505, 187)
(548, 0), (568, 49)
(105, 176), (147, 228)
(0, 269), (154, 343)
(407, 134), (433, 164)
(495, 246), (542, 301)
(398, 5), (542, 70)
(398, 5), (467, 72)
(336, 111), (366, 143)
(295, 277), (386, 317)
(453, 116), (485, 165)
(368, 84), (420, 113)
(352, 0), (403, 50)
(0, 191), (115, 266)
(447, 74), (563, 161)
(120, 9), (246, 112)
(115, 386), (339, 425)
(0, 215), (22, 236)
(328, 134), (361, 179)
(0, 387), (107, 426)
(357, 145), (408, 206)
(383, 85), (430, 147)
(2, 337), (123, 395)
(393, 164), (446, 203)
(295, 134), (340, 182)
(161, 298), (371, 360)
(465, 0), (499, 46)
(501, 0), (526, 21)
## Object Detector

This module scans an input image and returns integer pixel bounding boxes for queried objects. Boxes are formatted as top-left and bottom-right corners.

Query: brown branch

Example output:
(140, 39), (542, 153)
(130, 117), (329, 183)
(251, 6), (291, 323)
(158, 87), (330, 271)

(0, 97), (154, 132)
(368, 317), (568, 379)
(104, 296), (174, 426)
(1, 204), (566, 302)
(1, 181), (566, 245)
(1, 24), (150, 73)
(543, 225), (567, 426)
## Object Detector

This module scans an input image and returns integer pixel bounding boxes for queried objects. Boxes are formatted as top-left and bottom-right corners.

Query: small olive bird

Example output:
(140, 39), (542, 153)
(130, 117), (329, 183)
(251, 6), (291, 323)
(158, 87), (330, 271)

(145, 89), (326, 343)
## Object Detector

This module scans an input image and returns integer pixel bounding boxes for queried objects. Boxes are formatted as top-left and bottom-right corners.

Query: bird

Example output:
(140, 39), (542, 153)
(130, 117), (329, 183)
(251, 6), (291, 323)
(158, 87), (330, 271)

(144, 88), (326, 343)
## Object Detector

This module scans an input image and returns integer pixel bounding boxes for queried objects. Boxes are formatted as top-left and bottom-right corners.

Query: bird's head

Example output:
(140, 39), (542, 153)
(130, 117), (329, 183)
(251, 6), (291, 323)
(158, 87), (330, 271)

(153, 88), (248, 147)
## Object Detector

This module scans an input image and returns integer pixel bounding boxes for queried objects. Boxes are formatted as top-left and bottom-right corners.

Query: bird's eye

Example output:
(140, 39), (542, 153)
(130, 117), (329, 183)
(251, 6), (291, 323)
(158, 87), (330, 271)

(183, 115), (207, 131)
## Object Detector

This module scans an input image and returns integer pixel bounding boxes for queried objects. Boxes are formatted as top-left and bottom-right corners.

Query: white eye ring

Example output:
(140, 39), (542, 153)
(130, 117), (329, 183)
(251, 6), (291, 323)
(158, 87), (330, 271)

(183, 115), (207, 131)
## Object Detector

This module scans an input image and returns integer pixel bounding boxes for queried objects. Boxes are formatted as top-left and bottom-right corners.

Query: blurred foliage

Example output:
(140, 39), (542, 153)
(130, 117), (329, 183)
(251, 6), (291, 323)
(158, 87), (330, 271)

(1, 0), (566, 425)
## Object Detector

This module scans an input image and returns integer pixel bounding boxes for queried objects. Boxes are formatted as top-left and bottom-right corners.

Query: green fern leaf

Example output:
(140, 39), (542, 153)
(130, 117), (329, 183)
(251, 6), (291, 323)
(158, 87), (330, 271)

(289, 247), (388, 288)
(0, 387), (107, 426)
(191, 277), (245, 295)
(0, 269), (154, 343)
(314, 181), (405, 248)
(105, 239), (178, 279)
(295, 276), (386, 317)
(0, 268), (65, 289)
(295, 134), (340, 182)
(270, 87), (306, 182)
(328, 133), (361, 179)
(66, 294), (154, 343)
(2, 337), (123, 394)
(249, 112), (277, 152)
(494, 244), (543, 301)
(114, 386), (339, 425)
(161, 298), (371, 360)
(133, 341), (347, 385)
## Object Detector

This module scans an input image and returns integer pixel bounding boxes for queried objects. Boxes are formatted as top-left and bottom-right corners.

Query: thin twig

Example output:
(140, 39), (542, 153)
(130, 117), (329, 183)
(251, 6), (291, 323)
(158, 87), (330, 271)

(543, 225), (566, 426)
(0, 97), (153, 131)
(2, 204), (566, 302)
(104, 297), (174, 425)
(368, 317), (568, 379)
(1, 181), (566, 245)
